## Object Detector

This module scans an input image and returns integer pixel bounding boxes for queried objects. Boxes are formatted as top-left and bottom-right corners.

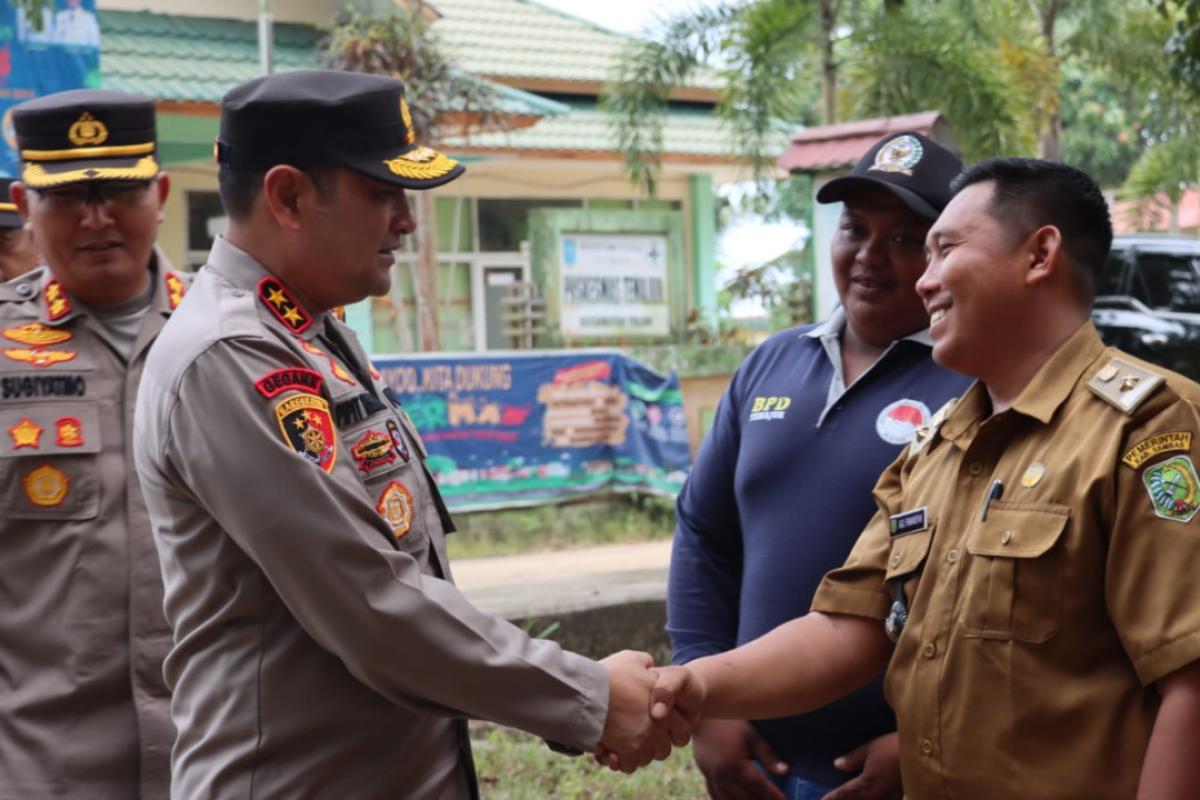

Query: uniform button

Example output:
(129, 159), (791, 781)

(922, 642), (937, 659)
(1001, 530), (1012, 545)
(920, 739), (934, 756)
(968, 461), (983, 476)
(890, 554), (901, 568)
(947, 549), (960, 563)
(16, 283), (32, 297)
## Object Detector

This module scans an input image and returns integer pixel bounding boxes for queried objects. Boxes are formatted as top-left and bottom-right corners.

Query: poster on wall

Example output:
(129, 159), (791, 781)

(374, 349), (692, 512)
(0, 0), (101, 177)
(559, 233), (670, 339)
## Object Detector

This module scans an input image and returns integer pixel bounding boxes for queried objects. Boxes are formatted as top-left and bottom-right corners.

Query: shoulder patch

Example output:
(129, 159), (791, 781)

(258, 277), (311, 334)
(1123, 431), (1193, 470)
(1089, 357), (1165, 415)
(274, 394), (337, 472)
(255, 368), (324, 399)
(1143, 455), (1200, 523)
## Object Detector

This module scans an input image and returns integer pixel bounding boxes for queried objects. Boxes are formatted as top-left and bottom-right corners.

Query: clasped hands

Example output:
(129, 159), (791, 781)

(594, 651), (706, 773)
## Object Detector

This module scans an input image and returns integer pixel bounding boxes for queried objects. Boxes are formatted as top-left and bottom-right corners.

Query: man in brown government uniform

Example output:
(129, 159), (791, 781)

(133, 69), (683, 800)
(644, 158), (1200, 799)
(0, 176), (42, 280)
(0, 90), (186, 799)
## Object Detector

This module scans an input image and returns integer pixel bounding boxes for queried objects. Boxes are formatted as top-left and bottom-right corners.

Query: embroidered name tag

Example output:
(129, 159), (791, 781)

(889, 507), (928, 537)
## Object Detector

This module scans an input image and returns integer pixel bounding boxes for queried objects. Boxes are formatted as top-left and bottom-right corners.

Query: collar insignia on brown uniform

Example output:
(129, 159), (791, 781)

(274, 394), (337, 472)
(1088, 357), (1164, 415)
(375, 481), (414, 538)
(2, 348), (78, 368)
(23, 464), (69, 507)
(44, 279), (71, 321)
(352, 430), (397, 474)
(2, 323), (73, 347)
(67, 112), (109, 147)
(1142, 455), (1200, 523)
(909, 397), (956, 456)
(386, 419), (411, 462)
(8, 416), (44, 449)
(255, 367), (324, 399)
(1123, 431), (1193, 470)
(166, 272), (187, 310)
(258, 277), (312, 334)
(55, 416), (85, 447)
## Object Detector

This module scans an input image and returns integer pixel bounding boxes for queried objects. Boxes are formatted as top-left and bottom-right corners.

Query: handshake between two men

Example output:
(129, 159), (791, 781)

(594, 651), (707, 773)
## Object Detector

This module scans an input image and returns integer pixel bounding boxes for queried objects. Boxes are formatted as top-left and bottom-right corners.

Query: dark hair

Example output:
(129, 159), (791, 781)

(950, 157), (1111, 300)
(218, 165), (337, 222)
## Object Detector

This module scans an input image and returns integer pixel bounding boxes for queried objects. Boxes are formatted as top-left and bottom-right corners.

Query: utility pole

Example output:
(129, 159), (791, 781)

(258, 0), (274, 75)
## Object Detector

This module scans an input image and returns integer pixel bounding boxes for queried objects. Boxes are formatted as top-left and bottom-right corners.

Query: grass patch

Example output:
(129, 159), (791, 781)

(448, 495), (676, 560)
(471, 722), (705, 800)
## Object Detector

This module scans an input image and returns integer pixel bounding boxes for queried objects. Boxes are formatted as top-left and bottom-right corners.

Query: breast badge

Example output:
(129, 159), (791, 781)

(386, 419), (411, 462)
(2, 348), (78, 368)
(375, 481), (414, 538)
(23, 464), (69, 507)
(1143, 455), (1199, 523)
(8, 417), (43, 449)
(55, 417), (85, 447)
(275, 395), (337, 472)
(2, 323), (73, 347)
(352, 430), (397, 474)
(1021, 462), (1046, 488)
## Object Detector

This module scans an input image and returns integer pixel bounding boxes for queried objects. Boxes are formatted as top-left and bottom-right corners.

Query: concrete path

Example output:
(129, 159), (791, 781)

(452, 540), (673, 620)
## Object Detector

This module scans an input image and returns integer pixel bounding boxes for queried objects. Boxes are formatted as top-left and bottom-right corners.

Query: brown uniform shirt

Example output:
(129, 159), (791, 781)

(813, 322), (1200, 800)
(0, 251), (188, 800)
(133, 237), (608, 800)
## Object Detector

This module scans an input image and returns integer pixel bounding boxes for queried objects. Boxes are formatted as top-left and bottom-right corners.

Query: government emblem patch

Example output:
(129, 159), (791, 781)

(376, 481), (414, 538)
(24, 464), (69, 506)
(869, 135), (924, 175)
(275, 394), (337, 472)
(1143, 455), (1200, 523)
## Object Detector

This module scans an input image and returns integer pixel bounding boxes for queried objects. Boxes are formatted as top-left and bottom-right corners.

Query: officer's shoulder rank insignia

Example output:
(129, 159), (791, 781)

(44, 280), (72, 321)
(1088, 357), (1165, 415)
(909, 397), (956, 456)
(258, 277), (311, 334)
(1143, 454), (1200, 523)
(2, 323), (73, 347)
(274, 394), (337, 472)
(376, 481), (414, 537)
(165, 272), (187, 310)
(24, 463), (69, 507)
(1123, 431), (1193, 470)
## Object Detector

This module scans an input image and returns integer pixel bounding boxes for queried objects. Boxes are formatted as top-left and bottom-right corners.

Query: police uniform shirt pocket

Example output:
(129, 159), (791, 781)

(340, 411), (430, 556)
(962, 500), (1069, 643)
(0, 402), (102, 520)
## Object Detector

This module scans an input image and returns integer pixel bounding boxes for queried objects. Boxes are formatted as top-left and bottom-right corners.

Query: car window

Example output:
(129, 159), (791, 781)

(1129, 252), (1200, 313)
(1097, 252), (1126, 296)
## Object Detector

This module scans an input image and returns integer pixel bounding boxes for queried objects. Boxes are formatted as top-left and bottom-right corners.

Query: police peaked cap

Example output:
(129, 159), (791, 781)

(216, 70), (465, 190)
(12, 89), (159, 188)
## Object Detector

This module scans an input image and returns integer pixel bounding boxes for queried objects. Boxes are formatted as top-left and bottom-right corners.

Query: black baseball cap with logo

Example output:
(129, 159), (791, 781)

(12, 89), (159, 188)
(216, 70), (465, 191)
(816, 131), (964, 220)
(0, 178), (21, 228)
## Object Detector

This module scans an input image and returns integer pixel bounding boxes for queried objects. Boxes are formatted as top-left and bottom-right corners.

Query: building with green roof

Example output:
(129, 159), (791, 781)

(95, 0), (741, 354)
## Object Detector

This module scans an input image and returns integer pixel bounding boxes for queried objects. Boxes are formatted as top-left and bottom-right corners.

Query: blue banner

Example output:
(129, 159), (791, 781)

(374, 350), (692, 512)
(0, 0), (101, 177)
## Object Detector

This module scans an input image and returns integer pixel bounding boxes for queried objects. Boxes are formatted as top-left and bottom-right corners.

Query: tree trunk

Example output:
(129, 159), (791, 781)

(1036, 0), (1061, 160)
(414, 190), (441, 352)
(820, 0), (838, 124)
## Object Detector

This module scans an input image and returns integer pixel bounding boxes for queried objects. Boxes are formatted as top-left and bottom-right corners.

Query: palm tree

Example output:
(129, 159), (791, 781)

(323, 6), (510, 351)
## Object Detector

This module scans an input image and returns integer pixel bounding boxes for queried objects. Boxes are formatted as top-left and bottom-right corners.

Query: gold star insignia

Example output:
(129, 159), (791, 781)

(283, 306), (304, 326)
(293, 417), (307, 431)
(9, 417), (44, 449)
(266, 287), (288, 308)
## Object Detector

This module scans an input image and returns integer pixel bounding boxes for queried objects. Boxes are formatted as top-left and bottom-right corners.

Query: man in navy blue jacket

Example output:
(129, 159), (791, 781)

(668, 132), (972, 800)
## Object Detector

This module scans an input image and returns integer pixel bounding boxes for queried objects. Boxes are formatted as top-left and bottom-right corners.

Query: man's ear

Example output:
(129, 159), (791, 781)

(261, 166), (311, 233)
(1025, 225), (1064, 288)
(154, 172), (171, 225)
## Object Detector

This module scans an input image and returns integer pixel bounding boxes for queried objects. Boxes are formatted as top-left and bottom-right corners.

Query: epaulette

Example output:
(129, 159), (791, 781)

(909, 397), (956, 456)
(1087, 357), (1165, 416)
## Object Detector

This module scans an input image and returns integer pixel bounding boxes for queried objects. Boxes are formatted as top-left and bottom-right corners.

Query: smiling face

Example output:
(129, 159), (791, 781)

(919, 180), (1030, 379)
(830, 187), (934, 347)
(14, 175), (168, 305)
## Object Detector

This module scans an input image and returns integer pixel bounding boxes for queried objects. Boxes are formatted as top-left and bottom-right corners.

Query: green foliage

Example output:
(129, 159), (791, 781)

(1156, 0), (1200, 92)
(471, 723), (706, 800)
(12, 0), (52, 31)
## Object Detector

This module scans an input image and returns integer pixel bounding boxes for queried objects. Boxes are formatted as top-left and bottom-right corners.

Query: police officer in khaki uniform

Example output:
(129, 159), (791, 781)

(647, 159), (1200, 799)
(0, 177), (41, 280)
(1, 90), (186, 799)
(133, 70), (680, 800)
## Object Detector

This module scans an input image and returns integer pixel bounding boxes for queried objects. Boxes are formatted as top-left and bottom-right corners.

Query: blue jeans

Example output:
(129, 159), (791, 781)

(754, 762), (836, 800)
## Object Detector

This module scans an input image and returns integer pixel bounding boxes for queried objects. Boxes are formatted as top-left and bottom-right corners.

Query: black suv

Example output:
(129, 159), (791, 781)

(1093, 233), (1200, 380)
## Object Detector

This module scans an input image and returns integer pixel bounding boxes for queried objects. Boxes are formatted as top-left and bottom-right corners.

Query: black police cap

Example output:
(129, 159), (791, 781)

(0, 178), (21, 228)
(13, 89), (159, 189)
(816, 131), (963, 220)
(216, 70), (465, 191)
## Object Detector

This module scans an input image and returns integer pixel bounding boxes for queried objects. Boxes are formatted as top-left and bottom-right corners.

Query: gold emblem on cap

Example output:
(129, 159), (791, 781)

(1097, 364), (1118, 382)
(400, 99), (416, 146)
(67, 112), (109, 147)
(383, 147), (458, 180)
(1119, 375), (1140, 393)
(868, 134), (924, 176)
(1021, 462), (1046, 488)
